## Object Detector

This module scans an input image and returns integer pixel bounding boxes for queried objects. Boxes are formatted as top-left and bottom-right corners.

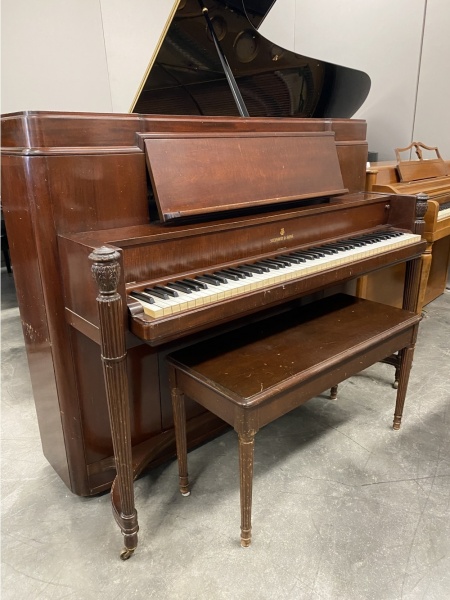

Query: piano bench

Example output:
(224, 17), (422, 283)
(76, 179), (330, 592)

(167, 293), (421, 548)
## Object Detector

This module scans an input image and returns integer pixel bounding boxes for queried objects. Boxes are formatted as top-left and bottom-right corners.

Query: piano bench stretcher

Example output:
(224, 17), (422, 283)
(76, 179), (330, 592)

(167, 293), (421, 547)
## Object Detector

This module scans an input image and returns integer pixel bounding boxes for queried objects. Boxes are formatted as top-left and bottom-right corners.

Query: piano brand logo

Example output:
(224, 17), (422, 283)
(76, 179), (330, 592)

(270, 228), (294, 244)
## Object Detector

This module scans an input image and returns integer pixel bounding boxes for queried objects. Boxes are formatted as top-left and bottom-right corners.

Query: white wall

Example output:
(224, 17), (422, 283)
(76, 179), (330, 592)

(100, 0), (178, 112)
(0, 0), (177, 114)
(1, 0), (112, 113)
(1, 0), (449, 161)
(261, 0), (450, 160)
(413, 0), (450, 159)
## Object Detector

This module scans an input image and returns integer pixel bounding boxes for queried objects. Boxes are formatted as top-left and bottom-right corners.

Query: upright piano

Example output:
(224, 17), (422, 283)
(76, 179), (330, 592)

(0, 0), (425, 505)
(362, 141), (450, 309)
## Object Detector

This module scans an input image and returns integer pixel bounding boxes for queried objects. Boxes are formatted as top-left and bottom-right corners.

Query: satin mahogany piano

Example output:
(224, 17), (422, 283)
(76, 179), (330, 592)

(1, 110), (376, 497)
(2, 110), (426, 505)
(362, 141), (450, 309)
(0, 0), (376, 498)
(0, 0), (427, 518)
(69, 119), (426, 557)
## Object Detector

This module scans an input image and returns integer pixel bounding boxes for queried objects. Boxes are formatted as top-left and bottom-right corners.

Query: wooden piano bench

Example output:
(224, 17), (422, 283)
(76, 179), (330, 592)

(167, 294), (421, 548)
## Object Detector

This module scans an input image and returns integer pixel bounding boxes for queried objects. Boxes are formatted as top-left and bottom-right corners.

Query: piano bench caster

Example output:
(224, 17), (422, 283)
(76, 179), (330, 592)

(393, 380), (399, 389)
(120, 547), (135, 561)
(330, 385), (338, 400)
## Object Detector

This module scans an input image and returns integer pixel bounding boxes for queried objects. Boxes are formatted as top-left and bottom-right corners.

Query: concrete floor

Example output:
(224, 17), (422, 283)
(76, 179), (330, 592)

(1, 267), (449, 600)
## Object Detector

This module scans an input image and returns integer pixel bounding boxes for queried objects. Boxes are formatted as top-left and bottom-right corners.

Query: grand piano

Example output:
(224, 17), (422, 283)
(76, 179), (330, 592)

(1, 0), (426, 555)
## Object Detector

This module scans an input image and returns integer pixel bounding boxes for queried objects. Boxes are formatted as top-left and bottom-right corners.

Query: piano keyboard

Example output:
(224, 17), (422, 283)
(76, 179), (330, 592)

(129, 230), (421, 318)
(437, 201), (450, 221)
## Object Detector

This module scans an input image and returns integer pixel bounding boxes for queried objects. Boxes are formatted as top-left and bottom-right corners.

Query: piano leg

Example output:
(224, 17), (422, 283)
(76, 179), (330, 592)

(392, 329), (419, 430)
(90, 247), (139, 560)
(238, 431), (255, 548)
(170, 386), (191, 497)
(417, 242), (433, 313)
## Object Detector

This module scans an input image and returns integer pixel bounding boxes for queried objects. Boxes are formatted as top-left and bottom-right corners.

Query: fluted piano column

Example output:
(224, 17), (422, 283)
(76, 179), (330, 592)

(89, 247), (138, 560)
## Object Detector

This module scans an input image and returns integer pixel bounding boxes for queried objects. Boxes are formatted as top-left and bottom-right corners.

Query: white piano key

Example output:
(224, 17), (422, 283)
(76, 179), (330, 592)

(131, 232), (421, 319)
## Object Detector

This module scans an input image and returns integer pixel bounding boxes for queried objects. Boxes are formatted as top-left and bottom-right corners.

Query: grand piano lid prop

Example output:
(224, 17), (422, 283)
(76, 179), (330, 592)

(132, 0), (370, 118)
(144, 130), (348, 221)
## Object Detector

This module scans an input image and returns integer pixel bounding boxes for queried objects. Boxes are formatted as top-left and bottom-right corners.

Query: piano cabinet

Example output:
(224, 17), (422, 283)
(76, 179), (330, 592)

(359, 146), (450, 310)
(0, 111), (370, 498)
(1, 112), (426, 501)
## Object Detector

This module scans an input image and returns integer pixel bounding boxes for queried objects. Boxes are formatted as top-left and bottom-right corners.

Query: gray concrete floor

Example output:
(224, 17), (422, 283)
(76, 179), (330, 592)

(1, 267), (449, 600)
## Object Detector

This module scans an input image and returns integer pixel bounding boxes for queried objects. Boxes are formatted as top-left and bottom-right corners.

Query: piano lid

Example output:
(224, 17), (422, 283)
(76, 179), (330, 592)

(132, 0), (370, 119)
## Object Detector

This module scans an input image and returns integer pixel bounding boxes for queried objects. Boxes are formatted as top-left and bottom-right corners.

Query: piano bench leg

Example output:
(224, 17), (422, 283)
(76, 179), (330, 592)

(393, 345), (416, 430)
(393, 370), (400, 389)
(329, 385), (338, 400)
(238, 431), (255, 548)
(171, 387), (191, 496)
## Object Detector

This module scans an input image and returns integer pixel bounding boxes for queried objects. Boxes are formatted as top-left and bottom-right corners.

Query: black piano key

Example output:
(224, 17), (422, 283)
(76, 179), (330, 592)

(196, 275), (220, 286)
(343, 239), (366, 247)
(182, 278), (207, 290)
(278, 254), (305, 264)
(153, 285), (179, 297)
(290, 251), (315, 261)
(130, 291), (155, 304)
(166, 282), (193, 294)
(215, 269), (240, 281)
(271, 257), (293, 266)
(233, 266), (254, 277)
(209, 273), (228, 284)
(256, 260), (280, 270)
(307, 247), (331, 256)
(297, 250), (323, 258)
(347, 236), (377, 244)
(333, 240), (356, 249)
(242, 264), (266, 274)
(144, 287), (170, 300)
(315, 245), (340, 253)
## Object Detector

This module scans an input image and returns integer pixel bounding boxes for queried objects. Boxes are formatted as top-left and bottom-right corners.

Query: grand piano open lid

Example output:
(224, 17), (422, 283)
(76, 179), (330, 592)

(132, 0), (371, 118)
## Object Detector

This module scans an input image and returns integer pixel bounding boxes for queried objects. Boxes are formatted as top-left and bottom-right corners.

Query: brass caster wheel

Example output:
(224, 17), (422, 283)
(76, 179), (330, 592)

(120, 547), (135, 561)
(392, 380), (399, 389)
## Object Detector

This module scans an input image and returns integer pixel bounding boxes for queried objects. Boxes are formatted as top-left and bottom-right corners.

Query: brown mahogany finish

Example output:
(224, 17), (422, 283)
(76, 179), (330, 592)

(169, 294), (421, 546)
(362, 142), (450, 309)
(1, 112), (424, 502)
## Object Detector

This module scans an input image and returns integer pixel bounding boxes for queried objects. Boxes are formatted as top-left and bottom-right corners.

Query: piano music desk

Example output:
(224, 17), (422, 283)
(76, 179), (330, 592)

(168, 294), (421, 547)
